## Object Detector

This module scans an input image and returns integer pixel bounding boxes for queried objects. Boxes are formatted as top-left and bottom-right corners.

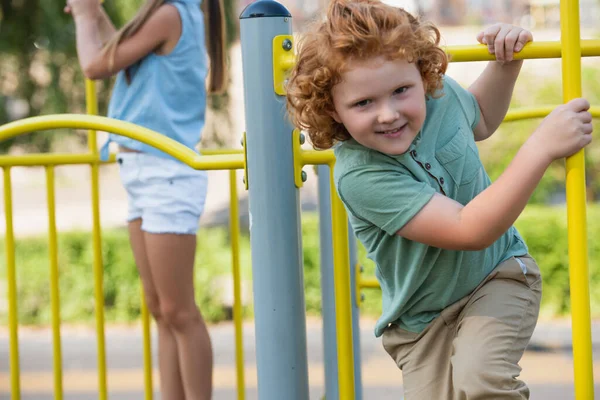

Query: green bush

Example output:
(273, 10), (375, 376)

(513, 205), (600, 319)
(1, 206), (600, 326)
(0, 227), (253, 325)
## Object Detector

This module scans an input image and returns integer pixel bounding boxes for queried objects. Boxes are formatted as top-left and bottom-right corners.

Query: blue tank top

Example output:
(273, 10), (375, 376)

(101, 0), (208, 162)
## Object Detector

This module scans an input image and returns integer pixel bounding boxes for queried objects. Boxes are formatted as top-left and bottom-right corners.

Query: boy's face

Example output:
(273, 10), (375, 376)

(331, 57), (426, 155)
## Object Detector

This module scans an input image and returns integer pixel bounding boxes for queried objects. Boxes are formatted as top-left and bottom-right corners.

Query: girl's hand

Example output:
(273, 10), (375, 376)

(476, 24), (533, 63)
(64, 0), (100, 18)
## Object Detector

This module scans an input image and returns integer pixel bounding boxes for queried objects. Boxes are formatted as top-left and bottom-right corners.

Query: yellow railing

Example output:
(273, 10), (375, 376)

(0, 111), (246, 400)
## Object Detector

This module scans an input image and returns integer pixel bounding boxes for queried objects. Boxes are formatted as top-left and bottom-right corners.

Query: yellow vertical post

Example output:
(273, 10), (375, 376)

(85, 78), (108, 400)
(4, 167), (20, 400)
(46, 166), (64, 400)
(329, 165), (355, 399)
(560, 0), (595, 398)
(140, 289), (153, 400)
(229, 169), (245, 400)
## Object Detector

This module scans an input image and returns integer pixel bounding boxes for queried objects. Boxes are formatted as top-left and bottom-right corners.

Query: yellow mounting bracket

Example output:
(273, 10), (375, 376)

(356, 263), (363, 308)
(292, 129), (306, 188)
(273, 35), (295, 96)
(242, 132), (249, 190)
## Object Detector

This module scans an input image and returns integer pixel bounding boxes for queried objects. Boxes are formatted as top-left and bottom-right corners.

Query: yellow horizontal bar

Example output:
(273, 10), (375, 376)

(200, 148), (243, 156)
(505, 106), (600, 122)
(191, 154), (244, 170)
(359, 278), (380, 289)
(0, 153), (104, 167)
(301, 150), (335, 166)
(0, 115), (244, 170)
(447, 40), (600, 62)
(0, 151), (244, 170)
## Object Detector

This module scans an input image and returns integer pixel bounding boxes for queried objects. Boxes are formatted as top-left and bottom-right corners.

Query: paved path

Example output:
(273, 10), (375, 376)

(2, 318), (600, 399)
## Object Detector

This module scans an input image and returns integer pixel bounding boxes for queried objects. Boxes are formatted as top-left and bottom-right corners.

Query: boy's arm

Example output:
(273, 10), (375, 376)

(469, 60), (523, 141)
(398, 137), (546, 250)
(397, 98), (592, 251)
(467, 24), (533, 141)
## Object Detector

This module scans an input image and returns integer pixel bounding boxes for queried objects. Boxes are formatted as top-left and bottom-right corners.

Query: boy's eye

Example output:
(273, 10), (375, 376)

(394, 86), (408, 95)
(354, 99), (371, 108)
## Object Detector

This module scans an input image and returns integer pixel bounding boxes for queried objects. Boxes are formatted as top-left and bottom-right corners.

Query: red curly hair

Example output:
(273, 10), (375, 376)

(286, 0), (448, 150)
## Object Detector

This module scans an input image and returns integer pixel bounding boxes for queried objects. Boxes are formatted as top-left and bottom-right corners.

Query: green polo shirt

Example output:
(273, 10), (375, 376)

(334, 75), (528, 337)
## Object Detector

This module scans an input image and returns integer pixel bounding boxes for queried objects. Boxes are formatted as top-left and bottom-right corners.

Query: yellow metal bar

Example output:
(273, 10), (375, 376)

(85, 79), (98, 153)
(200, 148), (243, 156)
(561, 1), (594, 398)
(4, 167), (20, 400)
(0, 151), (243, 170)
(91, 162), (107, 400)
(84, 75), (108, 400)
(45, 167), (63, 400)
(229, 170), (245, 400)
(141, 288), (153, 400)
(359, 278), (380, 289)
(329, 165), (355, 399)
(300, 149), (335, 166)
(190, 154), (245, 171)
(447, 39), (600, 62)
(0, 115), (244, 170)
(92, 164), (108, 400)
(505, 106), (600, 122)
(0, 153), (110, 167)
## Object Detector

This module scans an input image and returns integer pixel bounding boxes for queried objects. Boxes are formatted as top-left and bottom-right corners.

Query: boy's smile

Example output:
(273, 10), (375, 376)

(331, 56), (427, 155)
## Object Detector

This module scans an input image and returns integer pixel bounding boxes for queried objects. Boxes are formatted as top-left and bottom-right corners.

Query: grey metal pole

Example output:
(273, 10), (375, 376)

(348, 224), (364, 400)
(318, 165), (364, 400)
(239, 2), (309, 399)
(317, 164), (339, 400)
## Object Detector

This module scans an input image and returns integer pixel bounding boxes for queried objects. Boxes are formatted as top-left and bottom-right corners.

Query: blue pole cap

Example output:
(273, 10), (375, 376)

(240, 0), (291, 19)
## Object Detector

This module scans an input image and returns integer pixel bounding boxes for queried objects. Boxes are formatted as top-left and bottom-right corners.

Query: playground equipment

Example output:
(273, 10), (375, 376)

(2, 0), (600, 399)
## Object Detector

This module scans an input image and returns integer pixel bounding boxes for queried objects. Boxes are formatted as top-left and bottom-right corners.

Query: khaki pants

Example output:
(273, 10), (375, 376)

(382, 255), (542, 400)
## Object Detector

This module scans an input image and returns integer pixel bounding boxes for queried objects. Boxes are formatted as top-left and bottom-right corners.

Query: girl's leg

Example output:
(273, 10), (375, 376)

(128, 220), (186, 399)
(144, 231), (213, 400)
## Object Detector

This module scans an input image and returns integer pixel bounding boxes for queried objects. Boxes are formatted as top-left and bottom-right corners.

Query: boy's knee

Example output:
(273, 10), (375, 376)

(452, 354), (528, 398)
(452, 353), (491, 396)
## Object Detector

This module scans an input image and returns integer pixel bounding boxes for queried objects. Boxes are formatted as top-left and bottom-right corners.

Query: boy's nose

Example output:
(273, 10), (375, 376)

(377, 104), (399, 124)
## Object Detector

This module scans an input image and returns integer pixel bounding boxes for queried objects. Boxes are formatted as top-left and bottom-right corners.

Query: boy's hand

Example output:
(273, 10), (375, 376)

(532, 98), (593, 161)
(476, 24), (533, 63)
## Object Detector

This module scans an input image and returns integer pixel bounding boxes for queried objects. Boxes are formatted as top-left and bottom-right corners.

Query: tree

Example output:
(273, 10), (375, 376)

(0, 0), (238, 152)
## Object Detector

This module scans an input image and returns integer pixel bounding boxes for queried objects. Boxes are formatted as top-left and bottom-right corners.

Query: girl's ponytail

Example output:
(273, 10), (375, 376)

(204, 0), (226, 93)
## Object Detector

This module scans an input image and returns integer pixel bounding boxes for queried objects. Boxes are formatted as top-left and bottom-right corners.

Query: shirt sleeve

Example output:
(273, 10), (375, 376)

(337, 166), (436, 236)
(445, 76), (481, 130)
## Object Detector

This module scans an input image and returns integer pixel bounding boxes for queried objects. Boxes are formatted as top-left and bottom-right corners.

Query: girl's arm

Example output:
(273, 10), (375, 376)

(70, 3), (181, 79)
(468, 24), (533, 141)
(397, 98), (592, 251)
(97, 7), (117, 44)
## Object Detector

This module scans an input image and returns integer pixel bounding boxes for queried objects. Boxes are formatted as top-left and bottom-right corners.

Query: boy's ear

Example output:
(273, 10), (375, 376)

(329, 110), (342, 124)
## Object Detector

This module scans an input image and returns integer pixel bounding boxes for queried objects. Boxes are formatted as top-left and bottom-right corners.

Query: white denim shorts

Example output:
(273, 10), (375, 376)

(117, 152), (208, 235)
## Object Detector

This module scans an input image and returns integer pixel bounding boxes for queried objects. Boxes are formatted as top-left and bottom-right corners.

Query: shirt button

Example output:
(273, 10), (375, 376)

(440, 177), (445, 184)
(425, 163), (431, 170)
